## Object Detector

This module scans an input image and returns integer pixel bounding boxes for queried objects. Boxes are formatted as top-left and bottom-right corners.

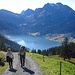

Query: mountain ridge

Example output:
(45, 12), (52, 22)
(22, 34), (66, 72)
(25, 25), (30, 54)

(0, 2), (75, 39)
(20, 3), (75, 36)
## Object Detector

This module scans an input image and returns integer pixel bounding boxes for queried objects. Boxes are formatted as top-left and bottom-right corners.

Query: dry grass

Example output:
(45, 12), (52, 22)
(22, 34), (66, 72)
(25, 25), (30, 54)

(49, 55), (75, 64)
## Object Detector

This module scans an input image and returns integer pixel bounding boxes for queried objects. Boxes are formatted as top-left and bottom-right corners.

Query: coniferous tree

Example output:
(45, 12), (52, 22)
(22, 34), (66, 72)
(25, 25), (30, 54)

(60, 37), (71, 60)
(31, 49), (36, 53)
(69, 42), (75, 58)
(37, 49), (41, 54)
(41, 50), (47, 56)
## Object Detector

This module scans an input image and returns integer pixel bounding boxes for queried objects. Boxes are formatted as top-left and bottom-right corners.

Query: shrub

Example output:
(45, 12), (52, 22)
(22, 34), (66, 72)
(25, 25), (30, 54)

(0, 57), (5, 66)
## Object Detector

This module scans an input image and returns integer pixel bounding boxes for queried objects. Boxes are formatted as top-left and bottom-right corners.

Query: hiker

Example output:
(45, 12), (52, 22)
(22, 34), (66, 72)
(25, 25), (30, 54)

(18, 46), (26, 67)
(6, 48), (14, 69)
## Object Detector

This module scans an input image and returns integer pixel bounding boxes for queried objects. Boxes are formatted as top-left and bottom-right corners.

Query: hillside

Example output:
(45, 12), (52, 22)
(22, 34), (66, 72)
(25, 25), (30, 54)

(0, 34), (20, 51)
(0, 3), (75, 41)
(0, 9), (26, 35)
(20, 3), (75, 37)
(27, 52), (75, 75)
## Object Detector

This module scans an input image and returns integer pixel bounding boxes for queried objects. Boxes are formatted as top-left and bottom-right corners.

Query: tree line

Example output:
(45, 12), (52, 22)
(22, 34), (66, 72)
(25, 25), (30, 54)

(31, 38), (75, 60)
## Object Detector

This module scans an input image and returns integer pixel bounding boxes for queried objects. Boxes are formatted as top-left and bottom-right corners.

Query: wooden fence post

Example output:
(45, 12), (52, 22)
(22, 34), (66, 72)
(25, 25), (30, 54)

(60, 62), (62, 75)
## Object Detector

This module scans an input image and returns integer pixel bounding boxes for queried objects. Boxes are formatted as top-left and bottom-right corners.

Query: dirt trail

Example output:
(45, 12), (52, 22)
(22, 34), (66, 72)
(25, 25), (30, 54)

(2, 53), (43, 75)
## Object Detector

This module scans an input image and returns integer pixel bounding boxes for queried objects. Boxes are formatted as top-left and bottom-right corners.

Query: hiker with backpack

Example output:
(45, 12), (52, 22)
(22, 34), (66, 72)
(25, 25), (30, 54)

(6, 48), (14, 69)
(18, 46), (26, 67)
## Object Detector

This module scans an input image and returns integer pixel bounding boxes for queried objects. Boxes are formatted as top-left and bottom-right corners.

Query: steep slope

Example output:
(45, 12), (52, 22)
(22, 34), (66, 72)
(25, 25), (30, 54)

(20, 3), (75, 37)
(0, 9), (26, 35)
(0, 34), (20, 51)
(0, 9), (26, 25)
(0, 20), (21, 35)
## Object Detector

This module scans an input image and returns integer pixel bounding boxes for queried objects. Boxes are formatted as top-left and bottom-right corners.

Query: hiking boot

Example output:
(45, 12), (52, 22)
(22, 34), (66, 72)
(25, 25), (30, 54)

(11, 65), (13, 68)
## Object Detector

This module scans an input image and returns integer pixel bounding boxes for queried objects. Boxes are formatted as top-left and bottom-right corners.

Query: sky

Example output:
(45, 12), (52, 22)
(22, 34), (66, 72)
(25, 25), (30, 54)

(0, 0), (75, 14)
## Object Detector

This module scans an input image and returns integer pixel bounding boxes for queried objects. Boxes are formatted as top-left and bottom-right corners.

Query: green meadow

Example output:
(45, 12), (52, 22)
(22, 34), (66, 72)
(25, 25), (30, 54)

(27, 52), (75, 75)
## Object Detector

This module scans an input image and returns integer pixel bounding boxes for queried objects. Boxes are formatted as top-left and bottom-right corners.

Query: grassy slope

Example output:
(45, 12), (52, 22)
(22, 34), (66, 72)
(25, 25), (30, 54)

(27, 52), (75, 75)
(0, 52), (5, 60)
(0, 51), (8, 75)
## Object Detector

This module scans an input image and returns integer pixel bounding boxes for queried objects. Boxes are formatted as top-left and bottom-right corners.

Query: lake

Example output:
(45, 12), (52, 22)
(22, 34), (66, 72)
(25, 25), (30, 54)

(7, 35), (61, 50)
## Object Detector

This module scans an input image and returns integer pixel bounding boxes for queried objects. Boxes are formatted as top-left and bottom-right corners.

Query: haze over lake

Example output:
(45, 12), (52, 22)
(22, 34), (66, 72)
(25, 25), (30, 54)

(8, 35), (61, 50)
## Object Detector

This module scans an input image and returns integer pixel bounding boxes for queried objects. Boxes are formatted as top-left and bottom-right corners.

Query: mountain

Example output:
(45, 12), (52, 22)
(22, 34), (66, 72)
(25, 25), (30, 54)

(0, 3), (75, 39)
(21, 9), (34, 16)
(0, 9), (26, 35)
(0, 20), (21, 35)
(0, 9), (26, 25)
(20, 3), (75, 37)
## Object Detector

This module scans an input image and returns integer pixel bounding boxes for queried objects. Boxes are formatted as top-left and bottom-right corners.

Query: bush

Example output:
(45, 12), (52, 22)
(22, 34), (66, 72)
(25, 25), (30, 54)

(0, 58), (5, 66)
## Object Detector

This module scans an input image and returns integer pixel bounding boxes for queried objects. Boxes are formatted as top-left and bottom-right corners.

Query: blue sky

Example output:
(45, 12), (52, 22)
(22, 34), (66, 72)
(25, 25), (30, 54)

(0, 0), (75, 14)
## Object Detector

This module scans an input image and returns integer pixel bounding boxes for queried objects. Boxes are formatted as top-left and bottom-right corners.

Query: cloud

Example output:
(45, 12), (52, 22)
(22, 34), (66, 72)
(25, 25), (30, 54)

(17, 40), (26, 46)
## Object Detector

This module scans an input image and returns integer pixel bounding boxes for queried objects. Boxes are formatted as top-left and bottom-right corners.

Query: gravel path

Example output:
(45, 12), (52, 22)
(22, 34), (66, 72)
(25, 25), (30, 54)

(2, 53), (43, 75)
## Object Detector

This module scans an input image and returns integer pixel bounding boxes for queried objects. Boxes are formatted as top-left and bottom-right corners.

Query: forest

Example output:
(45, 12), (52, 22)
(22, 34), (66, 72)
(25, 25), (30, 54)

(31, 38), (75, 60)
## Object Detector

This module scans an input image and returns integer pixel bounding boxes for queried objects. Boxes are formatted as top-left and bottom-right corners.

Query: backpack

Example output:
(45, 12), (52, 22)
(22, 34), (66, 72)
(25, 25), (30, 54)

(6, 56), (10, 62)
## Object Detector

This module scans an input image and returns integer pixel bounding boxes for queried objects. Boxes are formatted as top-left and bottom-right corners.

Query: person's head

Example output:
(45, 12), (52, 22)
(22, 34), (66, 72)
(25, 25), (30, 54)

(7, 48), (11, 52)
(22, 46), (25, 50)
(20, 46), (25, 50)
